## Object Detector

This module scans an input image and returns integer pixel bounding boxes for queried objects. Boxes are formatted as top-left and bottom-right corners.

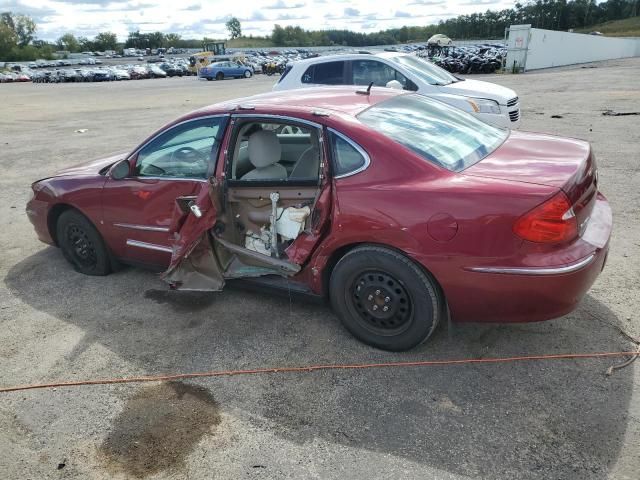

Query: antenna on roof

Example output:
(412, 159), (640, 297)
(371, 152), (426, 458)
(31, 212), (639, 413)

(356, 82), (374, 96)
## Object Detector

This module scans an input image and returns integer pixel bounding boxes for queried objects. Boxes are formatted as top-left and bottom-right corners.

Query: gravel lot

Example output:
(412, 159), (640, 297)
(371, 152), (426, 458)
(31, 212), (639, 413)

(1, 60), (639, 480)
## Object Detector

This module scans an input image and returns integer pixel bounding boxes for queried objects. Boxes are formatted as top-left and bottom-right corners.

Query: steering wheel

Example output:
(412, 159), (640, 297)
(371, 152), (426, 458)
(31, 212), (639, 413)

(173, 146), (207, 164)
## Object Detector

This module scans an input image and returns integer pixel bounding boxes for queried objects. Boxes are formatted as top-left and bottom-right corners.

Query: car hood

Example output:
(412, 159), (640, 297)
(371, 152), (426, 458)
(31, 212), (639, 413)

(441, 78), (516, 105)
(464, 131), (591, 190)
(53, 151), (128, 177)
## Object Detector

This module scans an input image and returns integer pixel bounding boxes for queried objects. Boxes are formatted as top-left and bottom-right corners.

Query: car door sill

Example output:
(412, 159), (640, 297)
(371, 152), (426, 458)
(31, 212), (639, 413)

(228, 275), (324, 303)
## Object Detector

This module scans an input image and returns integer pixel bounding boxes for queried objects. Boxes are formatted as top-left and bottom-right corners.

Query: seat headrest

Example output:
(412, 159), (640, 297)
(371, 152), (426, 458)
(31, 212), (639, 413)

(248, 130), (281, 168)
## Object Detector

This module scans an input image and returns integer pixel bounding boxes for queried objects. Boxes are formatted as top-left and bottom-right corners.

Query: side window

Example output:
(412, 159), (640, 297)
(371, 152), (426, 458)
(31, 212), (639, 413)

(352, 60), (415, 90)
(329, 130), (368, 177)
(135, 117), (223, 179)
(301, 61), (345, 85)
(230, 121), (321, 181)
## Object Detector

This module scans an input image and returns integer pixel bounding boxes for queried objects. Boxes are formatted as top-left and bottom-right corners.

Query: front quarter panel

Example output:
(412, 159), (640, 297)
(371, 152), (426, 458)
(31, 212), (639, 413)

(27, 175), (109, 246)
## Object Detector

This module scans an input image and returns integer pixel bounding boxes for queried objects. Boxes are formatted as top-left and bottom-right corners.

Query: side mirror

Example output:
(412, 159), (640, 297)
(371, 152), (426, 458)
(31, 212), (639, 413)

(111, 160), (131, 180)
(385, 80), (403, 90)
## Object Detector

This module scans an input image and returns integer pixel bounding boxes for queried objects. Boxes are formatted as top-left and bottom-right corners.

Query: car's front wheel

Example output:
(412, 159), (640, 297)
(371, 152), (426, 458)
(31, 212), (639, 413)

(56, 209), (111, 276)
(244, 70), (252, 78)
(330, 246), (441, 351)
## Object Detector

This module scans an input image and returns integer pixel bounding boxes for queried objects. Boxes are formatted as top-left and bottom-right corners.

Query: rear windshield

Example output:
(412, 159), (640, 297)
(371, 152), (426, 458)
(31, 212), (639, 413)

(357, 94), (508, 172)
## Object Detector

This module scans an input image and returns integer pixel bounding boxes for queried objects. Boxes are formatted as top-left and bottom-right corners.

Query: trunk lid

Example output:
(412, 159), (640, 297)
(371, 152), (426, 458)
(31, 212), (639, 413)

(465, 131), (598, 235)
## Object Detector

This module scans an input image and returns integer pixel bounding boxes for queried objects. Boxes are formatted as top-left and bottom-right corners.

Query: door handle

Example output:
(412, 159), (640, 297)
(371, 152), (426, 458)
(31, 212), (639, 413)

(189, 203), (203, 218)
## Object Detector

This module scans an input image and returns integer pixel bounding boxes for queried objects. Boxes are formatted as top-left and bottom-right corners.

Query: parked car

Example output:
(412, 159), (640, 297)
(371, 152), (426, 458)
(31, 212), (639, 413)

(428, 34), (453, 46)
(159, 62), (184, 77)
(147, 64), (167, 78)
(127, 65), (149, 80)
(199, 61), (253, 80)
(92, 69), (114, 82)
(26, 87), (610, 351)
(110, 68), (130, 80)
(273, 52), (521, 128)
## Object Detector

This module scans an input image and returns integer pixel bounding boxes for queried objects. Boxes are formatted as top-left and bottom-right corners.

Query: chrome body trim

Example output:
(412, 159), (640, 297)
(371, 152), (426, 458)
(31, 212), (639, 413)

(126, 239), (173, 253)
(115, 223), (170, 232)
(124, 176), (209, 183)
(328, 128), (372, 179)
(231, 113), (323, 129)
(468, 253), (596, 276)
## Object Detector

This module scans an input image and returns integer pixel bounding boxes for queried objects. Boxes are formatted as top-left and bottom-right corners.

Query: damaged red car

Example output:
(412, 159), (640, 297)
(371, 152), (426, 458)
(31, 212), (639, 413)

(27, 87), (612, 351)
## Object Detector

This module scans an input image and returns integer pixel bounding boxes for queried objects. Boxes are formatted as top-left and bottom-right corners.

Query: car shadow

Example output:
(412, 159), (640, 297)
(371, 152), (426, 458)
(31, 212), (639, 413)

(4, 247), (635, 479)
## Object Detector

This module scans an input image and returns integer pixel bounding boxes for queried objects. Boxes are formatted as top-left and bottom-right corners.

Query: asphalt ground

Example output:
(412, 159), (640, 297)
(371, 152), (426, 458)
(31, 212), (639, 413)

(1, 59), (639, 479)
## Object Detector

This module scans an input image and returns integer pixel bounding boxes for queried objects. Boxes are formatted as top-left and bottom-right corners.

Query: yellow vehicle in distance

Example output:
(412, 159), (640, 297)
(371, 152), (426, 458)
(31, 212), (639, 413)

(188, 42), (230, 75)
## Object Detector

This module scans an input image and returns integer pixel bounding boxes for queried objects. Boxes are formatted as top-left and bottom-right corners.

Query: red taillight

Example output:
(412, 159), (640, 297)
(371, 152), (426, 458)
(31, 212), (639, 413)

(513, 192), (578, 243)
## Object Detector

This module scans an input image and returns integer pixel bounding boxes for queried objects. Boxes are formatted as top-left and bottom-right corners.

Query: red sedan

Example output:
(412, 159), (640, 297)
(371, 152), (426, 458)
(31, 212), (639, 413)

(27, 87), (612, 351)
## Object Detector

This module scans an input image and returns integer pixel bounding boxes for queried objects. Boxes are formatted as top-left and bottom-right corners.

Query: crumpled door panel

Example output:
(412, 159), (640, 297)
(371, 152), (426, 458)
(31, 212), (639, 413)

(162, 181), (222, 290)
(163, 179), (303, 291)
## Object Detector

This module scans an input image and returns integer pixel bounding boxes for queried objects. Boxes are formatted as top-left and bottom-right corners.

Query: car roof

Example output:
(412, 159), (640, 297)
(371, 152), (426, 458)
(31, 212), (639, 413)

(286, 51), (407, 68)
(193, 86), (408, 118)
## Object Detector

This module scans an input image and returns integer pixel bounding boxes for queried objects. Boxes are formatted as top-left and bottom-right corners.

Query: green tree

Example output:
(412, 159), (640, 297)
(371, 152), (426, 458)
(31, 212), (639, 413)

(14, 13), (35, 46)
(0, 21), (17, 59)
(226, 17), (241, 39)
(165, 33), (181, 46)
(2, 12), (36, 46)
(57, 33), (79, 52)
(148, 31), (165, 48)
(77, 36), (92, 51)
(93, 31), (117, 51)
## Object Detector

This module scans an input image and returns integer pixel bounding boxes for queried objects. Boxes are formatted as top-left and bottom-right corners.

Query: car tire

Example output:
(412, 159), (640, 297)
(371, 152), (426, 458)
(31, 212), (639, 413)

(216, 72), (224, 81)
(56, 209), (111, 276)
(244, 70), (252, 78)
(330, 246), (441, 351)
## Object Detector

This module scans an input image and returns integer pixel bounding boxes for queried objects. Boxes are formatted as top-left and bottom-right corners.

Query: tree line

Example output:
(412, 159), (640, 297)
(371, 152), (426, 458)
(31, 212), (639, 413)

(1, 0), (638, 62)
(269, 0), (639, 46)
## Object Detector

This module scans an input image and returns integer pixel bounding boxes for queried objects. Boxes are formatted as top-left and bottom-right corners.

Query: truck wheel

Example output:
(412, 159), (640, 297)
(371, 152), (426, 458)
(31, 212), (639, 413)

(330, 246), (442, 351)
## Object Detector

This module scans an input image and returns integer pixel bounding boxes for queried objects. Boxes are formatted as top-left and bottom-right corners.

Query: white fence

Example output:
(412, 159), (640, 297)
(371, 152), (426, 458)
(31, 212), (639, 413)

(506, 25), (640, 71)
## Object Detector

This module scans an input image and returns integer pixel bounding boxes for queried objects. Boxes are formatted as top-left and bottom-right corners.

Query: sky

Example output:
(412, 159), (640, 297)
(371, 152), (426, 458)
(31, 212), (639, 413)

(1, 0), (516, 42)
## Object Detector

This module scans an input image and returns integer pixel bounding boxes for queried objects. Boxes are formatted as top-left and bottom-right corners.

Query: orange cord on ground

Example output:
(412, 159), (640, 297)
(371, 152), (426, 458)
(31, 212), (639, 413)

(1, 350), (638, 394)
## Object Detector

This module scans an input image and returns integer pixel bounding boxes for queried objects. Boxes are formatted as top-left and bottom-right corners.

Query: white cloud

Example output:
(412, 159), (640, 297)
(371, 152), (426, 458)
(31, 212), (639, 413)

(4, 0), (516, 41)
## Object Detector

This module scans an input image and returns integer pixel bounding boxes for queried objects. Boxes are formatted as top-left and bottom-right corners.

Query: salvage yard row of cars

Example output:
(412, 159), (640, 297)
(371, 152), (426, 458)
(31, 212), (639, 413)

(27, 83), (611, 351)
(0, 60), (192, 83)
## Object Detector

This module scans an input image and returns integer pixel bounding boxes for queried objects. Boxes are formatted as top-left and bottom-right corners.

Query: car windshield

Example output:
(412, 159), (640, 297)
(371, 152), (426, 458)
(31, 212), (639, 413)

(358, 94), (508, 172)
(389, 55), (457, 86)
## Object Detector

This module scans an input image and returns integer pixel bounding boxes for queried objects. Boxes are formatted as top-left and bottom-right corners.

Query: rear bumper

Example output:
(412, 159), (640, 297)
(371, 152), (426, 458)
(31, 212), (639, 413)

(433, 194), (611, 323)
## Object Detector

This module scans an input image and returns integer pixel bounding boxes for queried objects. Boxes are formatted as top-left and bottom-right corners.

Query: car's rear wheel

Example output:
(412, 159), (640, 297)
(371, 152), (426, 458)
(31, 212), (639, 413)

(244, 70), (252, 78)
(216, 72), (224, 80)
(330, 246), (441, 351)
(56, 210), (110, 276)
